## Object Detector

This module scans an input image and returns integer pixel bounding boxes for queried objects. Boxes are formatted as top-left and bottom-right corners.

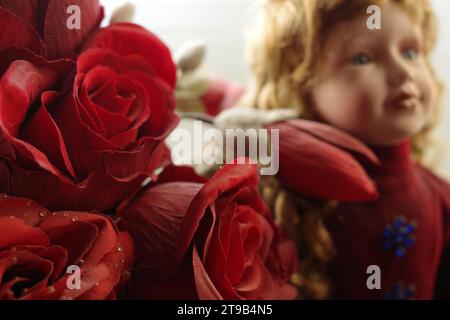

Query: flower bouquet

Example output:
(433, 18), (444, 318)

(0, 0), (297, 300)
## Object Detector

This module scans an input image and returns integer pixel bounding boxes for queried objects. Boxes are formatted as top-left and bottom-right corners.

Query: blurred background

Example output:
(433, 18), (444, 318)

(103, 0), (450, 178)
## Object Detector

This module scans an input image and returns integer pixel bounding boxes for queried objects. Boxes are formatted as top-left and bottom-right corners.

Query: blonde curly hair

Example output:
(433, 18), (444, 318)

(246, 0), (443, 163)
(245, 0), (444, 299)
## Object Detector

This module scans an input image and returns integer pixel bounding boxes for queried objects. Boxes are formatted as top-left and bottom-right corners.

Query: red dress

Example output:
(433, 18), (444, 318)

(270, 119), (450, 299)
(325, 140), (450, 299)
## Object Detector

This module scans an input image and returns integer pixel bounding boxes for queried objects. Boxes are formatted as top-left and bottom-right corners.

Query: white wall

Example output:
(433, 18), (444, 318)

(103, 0), (450, 178)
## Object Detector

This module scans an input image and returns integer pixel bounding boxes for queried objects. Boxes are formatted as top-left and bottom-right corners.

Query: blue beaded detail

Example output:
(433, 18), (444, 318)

(383, 283), (415, 300)
(383, 216), (416, 257)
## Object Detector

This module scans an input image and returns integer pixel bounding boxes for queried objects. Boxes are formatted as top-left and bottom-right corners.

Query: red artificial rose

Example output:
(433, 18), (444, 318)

(0, 194), (134, 300)
(200, 78), (245, 116)
(119, 161), (298, 300)
(0, 23), (179, 211)
(0, 0), (103, 59)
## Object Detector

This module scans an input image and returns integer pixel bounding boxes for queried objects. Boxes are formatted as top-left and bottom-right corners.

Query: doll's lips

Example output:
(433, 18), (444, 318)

(387, 92), (420, 112)
(392, 97), (418, 111)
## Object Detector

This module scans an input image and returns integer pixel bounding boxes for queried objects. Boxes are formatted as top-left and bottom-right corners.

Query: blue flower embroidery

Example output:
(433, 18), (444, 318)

(383, 282), (415, 300)
(383, 216), (416, 258)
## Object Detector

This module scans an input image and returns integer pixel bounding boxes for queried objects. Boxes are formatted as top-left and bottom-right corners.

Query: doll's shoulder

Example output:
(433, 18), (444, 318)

(266, 119), (380, 202)
(415, 164), (450, 209)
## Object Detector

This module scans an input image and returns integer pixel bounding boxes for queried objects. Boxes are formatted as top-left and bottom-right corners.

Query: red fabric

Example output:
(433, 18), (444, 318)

(325, 140), (450, 299)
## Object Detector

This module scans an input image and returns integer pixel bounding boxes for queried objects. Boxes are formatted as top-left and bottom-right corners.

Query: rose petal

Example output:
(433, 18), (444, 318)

(0, 48), (74, 180)
(0, 195), (48, 226)
(0, 127), (14, 159)
(19, 91), (76, 179)
(77, 48), (155, 75)
(1, 250), (54, 299)
(0, 274), (27, 299)
(38, 245), (68, 283)
(39, 217), (98, 265)
(200, 82), (226, 117)
(0, 158), (152, 211)
(0, 7), (43, 53)
(84, 23), (176, 89)
(74, 213), (118, 268)
(130, 72), (176, 136)
(192, 246), (223, 300)
(77, 74), (108, 136)
(51, 93), (117, 153)
(118, 231), (134, 275)
(113, 239), (132, 295)
(119, 182), (202, 279)
(225, 214), (246, 285)
(178, 161), (259, 259)
(55, 262), (110, 299)
(43, 0), (103, 59)
(199, 208), (226, 288)
(66, 136), (171, 181)
(158, 165), (207, 184)
(77, 246), (122, 300)
(91, 76), (150, 145)
(235, 257), (264, 294)
(0, 60), (57, 138)
(0, 0), (48, 36)
(0, 217), (49, 250)
(90, 79), (136, 134)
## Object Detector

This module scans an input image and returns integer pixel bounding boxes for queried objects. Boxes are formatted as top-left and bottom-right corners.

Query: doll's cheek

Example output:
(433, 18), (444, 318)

(413, 62), (437, 111)
(422, 75), (437, 113)
(311, 79), (369, 127)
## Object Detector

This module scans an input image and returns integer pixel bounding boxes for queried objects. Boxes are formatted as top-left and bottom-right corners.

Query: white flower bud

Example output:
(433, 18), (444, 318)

(176, 40), (207, 73)
(110, 2), (135, 24)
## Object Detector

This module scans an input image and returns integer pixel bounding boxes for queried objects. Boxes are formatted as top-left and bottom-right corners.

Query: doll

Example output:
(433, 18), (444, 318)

(223, 0), (450, 299)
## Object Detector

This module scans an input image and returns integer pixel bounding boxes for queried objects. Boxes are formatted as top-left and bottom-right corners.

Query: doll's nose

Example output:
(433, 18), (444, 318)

(387, 58), (413, 87)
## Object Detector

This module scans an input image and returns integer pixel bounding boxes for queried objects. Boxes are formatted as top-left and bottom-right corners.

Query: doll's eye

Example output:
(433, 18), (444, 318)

(352, 53), (371, 65)
(402, 48), (418, 60)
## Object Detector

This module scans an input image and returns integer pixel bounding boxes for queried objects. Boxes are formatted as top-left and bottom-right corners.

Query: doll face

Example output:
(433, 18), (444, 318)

(311, 3), (436, 146)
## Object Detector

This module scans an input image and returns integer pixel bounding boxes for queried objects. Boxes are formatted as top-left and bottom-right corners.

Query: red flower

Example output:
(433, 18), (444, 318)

(0, 194), (134, 300)
(0, 23), (179, 212)
(0, 0), (104, 59)
(200, 78), (245, 116)
(119, 161), (298, 300)
(267, 119), (380, 202)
